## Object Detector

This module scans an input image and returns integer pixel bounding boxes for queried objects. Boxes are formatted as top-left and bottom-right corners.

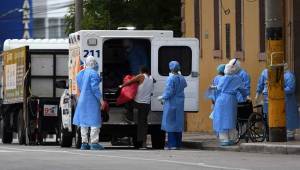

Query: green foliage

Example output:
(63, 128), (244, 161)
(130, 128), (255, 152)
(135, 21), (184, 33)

(64, 0), (181, 36)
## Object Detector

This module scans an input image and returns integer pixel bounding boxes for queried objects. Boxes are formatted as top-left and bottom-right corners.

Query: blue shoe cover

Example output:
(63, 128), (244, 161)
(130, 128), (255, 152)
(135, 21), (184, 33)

(80, 143), (90, 150)
(229, 140), (236, 145)
(220, 141), (231, 146)
(90, 143), (104, 150)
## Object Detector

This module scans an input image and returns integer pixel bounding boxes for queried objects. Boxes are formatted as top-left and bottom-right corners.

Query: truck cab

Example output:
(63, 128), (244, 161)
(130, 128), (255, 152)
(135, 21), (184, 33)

(60, 30), (199, 149)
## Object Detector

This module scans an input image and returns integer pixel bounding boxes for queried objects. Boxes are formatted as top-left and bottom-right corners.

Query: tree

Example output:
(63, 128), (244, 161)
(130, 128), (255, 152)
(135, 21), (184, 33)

(64, 0), (181, 36)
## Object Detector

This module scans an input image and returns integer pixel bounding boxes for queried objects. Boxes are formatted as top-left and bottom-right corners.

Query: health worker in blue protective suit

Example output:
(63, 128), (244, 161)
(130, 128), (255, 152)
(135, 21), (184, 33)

(158, 61), (187, 150)
(205, 64), (226, 120)
(256, 64), (299, 140)
(73, 55), (104, 150)
(227, 59), (251, 103)
(124, 40), (150, 75)
(213, 60), (247, 146)
(255, 69), (268, 114)
(206, 64), (226, 103)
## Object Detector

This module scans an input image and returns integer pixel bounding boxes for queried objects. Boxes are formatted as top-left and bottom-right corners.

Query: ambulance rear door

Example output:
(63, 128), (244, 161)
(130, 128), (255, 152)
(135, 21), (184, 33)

(151, 38), (199, 112)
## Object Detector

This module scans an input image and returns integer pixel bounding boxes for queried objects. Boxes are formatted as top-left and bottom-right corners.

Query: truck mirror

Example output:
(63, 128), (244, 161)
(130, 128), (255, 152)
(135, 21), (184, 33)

(56, 80), (68, 89)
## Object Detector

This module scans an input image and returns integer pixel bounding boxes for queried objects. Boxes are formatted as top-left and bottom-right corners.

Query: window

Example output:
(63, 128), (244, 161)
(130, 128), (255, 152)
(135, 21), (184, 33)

(214, 0), (220, 50)
(194, 0), (200, 40)
(259, 0), (265, 53)
(60, 19), (67, 38)
(48, 18), (59, 38)
(33, 18), (45, 38)
(235, 0), (243, 51)
(158, 46), (192, 76)
(226, 23), (231, 59)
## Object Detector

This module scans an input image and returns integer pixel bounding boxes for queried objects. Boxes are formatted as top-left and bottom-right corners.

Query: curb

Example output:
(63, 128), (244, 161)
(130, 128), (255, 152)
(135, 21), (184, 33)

(240, 143), (300, 155)
(182, 140), (300, 155)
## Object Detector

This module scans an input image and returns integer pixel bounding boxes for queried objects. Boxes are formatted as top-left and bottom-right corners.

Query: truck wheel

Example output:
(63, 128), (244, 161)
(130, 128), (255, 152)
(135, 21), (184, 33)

(151, 130), (166, 149)
(18, 110), (26, 145)
(60, 125), (73, 147)
(2, 126), (13, 144)
(75, 127), (82, 149)
(1, 116), (13, 144)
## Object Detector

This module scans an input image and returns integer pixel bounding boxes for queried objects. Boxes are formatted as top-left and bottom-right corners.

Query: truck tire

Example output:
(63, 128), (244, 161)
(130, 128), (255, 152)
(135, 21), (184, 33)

(2, 126), (13, 144)
(151, 130), (165, 149)
(1, 116), (13, 144)
(75, 127), (82, 149)
(18, 110), (26, 145)
(60, 128), (73, 147)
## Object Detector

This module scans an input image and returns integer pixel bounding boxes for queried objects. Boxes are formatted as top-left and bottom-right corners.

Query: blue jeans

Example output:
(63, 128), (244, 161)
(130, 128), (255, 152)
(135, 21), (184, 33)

(167, 132), (182, 148)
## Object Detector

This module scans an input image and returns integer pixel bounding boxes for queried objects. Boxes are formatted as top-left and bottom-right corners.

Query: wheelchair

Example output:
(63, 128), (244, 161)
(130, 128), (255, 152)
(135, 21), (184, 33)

(233, 100), (267, 144)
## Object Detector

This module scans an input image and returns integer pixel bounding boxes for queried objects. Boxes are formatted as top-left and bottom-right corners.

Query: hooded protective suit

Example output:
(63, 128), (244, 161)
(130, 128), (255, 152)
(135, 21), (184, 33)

(256, 68), (299, 130)
(213, 64), (247, 133)
(73, 56), (102, 128)
(227, 59), (251, 102)
(161, 61), (187, 132)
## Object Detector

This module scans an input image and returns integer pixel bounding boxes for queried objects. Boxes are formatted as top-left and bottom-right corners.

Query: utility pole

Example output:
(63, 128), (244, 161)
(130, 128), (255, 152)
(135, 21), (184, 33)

(265, 0), (286, 142)
(75, 0), (83, 31)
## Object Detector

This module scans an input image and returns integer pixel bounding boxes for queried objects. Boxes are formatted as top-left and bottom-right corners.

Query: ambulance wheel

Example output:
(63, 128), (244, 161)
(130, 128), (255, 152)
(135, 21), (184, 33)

(17, 110), (26, 145)
(60, 126), (73, 147)
(75, 127), (82, 149)
(151, 130), (165, 149)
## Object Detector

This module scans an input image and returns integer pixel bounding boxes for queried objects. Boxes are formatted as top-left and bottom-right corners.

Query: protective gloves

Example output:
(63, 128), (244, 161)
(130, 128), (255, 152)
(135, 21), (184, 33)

(157, 96), (164, 105)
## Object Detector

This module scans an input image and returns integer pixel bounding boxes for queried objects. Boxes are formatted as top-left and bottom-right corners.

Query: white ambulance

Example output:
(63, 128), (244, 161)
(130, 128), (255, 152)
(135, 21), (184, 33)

(59, 30), (199, 149)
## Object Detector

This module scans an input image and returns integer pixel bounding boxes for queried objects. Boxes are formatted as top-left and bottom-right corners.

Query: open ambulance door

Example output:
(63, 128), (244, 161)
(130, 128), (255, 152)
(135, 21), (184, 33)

(151, 38), (199, 112)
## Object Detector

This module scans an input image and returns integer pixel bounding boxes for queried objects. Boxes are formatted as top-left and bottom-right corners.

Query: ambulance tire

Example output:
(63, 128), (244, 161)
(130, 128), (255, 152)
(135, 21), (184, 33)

(151, 130), (165, 149)
(75, 127), (82, 149)
(60, 127), (73, 147)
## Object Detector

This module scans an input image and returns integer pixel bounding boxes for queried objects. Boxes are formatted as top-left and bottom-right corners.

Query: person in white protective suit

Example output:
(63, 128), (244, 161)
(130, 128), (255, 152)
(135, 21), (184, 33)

(73, 55), (104, 150)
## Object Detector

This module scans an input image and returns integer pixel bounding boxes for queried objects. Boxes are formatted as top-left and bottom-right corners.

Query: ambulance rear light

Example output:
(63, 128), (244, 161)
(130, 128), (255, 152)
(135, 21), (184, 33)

(87, 38), (97, 46)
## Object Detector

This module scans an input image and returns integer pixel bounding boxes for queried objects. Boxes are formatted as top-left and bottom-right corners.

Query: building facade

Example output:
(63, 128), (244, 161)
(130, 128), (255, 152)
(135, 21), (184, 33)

(182, 0), (300, 132)
(32, 0), (72, 39)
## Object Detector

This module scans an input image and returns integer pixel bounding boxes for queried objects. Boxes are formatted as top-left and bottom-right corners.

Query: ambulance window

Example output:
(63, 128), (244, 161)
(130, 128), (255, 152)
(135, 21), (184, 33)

(158, 46), (192, 76)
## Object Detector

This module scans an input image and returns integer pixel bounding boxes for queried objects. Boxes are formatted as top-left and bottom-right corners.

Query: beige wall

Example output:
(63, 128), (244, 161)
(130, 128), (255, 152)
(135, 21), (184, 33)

(183, 0), (267, 132)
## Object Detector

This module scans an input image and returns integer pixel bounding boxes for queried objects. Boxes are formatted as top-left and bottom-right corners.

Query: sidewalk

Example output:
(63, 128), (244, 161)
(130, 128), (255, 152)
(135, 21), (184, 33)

(182, 132), (300, 155)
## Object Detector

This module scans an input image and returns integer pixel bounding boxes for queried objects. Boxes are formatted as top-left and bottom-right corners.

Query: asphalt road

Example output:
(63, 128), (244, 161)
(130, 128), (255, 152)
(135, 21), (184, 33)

(0, 144), (299, 170)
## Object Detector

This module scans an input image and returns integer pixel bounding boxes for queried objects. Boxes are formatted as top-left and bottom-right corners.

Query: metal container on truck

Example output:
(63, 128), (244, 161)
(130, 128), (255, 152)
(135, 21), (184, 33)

(0, 39), (68, 145)
(58, 30), (200, 149)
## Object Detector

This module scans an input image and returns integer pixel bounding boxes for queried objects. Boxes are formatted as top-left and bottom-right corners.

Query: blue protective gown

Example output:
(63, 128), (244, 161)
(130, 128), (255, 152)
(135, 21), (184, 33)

(73, 68), (102, 128)
(213, 75), (247, 133)
(161, 74), (187, 132)
(256, 69), (268, 114)
(284, 71), (300, 130)
(205, 75), (223, 101)
(236, 69), (251, 103)
(256, 69), (299, 130)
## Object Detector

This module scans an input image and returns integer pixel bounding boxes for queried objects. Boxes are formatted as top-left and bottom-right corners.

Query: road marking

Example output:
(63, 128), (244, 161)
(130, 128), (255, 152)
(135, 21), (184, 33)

(0, 146), (251, 170)
(0, 149), (21, 153)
